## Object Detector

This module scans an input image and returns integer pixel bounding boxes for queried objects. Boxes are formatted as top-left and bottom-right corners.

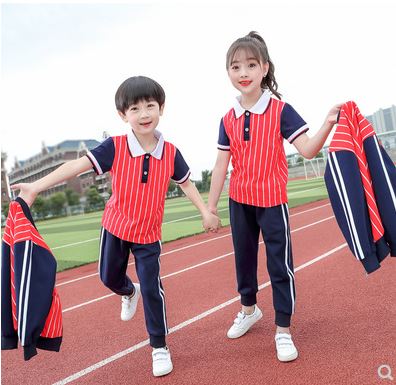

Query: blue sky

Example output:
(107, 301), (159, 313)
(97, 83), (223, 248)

(2, 1), (396, 177)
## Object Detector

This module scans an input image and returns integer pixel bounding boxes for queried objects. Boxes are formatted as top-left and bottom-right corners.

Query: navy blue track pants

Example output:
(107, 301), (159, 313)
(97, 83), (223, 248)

(98, 228), (167, 348)
(229, 198), (296, 327)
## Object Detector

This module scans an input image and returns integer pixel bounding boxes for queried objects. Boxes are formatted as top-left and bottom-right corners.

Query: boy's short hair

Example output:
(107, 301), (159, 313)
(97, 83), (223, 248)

(115, 76), (166, 113)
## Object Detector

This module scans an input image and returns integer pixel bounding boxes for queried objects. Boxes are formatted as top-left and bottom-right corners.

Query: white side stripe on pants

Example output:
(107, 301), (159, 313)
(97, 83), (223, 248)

(97, 228), (105, 275)
(281, 204), (295, 314)
(157, 254), (168, 335)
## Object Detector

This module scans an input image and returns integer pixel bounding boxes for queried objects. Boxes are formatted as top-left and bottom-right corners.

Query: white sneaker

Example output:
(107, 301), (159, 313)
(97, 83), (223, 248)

(275, 333), (298, 362)
(152, 347), (173, 377)
(227, 305), (263, 339)
(120, 283), (140, 321)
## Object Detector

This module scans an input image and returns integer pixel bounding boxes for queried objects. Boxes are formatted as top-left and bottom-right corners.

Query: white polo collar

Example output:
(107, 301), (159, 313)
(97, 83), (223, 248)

(127, 129), (164, 159)
(233, 90), (271, 118)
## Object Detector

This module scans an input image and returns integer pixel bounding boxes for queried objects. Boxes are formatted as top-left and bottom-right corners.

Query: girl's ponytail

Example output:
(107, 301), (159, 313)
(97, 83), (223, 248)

(247, 31), (281, 100)
(263, 58), (281, 100)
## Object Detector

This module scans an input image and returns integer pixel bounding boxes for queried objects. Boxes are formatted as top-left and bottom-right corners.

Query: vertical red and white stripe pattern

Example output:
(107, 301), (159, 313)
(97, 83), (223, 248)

(2, 202), (63, 342)
(102, 135), (176, 244)
(329, 101), (384, 241)
(223, 98), (288, 207)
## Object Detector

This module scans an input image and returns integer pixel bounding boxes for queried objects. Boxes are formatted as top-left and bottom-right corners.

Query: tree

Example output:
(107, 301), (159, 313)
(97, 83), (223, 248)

(49, 192), (67, 216)
(1, 202), (9, 218)
(166, 180), (177, 198)
(65, 188), (80, 206)
(32, 195), (51, 219)
(85, 186), (104, 210)
(176, 184), (184, 197)
(201, 170), (212, 192)
(194, 180), (203, 192)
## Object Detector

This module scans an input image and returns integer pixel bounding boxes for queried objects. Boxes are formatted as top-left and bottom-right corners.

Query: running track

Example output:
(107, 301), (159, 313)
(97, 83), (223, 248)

(1, 199), (395, 385)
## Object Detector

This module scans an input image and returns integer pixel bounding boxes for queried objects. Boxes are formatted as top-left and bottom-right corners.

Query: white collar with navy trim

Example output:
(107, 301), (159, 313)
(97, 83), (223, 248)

(233, 90), (271, 118)
(127, 130), (164, 159)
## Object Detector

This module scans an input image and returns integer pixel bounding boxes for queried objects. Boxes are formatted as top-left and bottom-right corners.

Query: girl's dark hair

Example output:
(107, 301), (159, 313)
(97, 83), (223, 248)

(115, 76), (166, 113)
(226, 31), (281, 99)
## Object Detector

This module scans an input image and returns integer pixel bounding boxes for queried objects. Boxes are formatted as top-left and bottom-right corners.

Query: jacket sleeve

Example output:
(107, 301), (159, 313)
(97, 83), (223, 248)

(13, 240), (58, 360)
(324, 151), (390, 274)
(2, 199), (62, 361)
(364, 136), (396, 256)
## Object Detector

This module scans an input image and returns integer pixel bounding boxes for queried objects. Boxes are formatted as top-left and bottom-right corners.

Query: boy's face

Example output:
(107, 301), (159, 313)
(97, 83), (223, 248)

(118, 99), (164, 136)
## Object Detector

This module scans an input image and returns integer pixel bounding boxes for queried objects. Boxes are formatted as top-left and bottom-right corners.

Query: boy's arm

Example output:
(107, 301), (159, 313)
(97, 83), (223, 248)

(179, 179), (221, 232)
(293, 103), (342, 159)
(10, 156), (93, 207)
(207, 150), (231, 214)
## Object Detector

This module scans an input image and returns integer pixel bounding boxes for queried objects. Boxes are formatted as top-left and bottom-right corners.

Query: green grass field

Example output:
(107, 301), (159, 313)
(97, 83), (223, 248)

(26, 177), (328, 272)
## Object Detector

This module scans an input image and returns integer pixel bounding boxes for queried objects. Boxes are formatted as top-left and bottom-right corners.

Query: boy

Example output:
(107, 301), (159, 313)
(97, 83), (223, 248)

(11, 76), (220, 377)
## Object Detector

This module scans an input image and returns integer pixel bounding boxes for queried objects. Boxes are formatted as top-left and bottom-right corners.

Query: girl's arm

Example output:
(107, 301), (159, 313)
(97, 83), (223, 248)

(207, 150), (231, 213)
(10, 156), (93, 207)
(179, 179), (221, 232)
(293, 103), (343, 159)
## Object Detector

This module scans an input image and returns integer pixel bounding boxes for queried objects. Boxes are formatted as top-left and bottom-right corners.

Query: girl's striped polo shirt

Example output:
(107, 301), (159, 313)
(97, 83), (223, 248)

(218, 91), (308, 207)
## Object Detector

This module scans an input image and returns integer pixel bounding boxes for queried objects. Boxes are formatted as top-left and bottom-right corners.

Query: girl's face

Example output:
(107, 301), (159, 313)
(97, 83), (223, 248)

(227, 49), (269, 96)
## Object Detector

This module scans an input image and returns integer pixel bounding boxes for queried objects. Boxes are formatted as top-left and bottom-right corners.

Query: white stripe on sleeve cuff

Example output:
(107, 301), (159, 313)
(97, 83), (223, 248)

(287, 124), (309, 143)
(86, 152), (103, 175)
(173, 170), (191, 184)
(217, 144), (230, 151)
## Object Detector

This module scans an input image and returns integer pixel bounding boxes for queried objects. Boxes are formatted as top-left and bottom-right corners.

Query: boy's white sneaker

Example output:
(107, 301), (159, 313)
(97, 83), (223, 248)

(120, 283), (140, 321)
(227, 305), (263, 339)
(152, 347), (173, 377)
(275, 333), (298, 362)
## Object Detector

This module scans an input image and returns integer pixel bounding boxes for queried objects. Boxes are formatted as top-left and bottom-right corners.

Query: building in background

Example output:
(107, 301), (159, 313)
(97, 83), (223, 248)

(8, 140), (111, 199)
(366, 105), (396, 133)
(1, 152), (11, 204)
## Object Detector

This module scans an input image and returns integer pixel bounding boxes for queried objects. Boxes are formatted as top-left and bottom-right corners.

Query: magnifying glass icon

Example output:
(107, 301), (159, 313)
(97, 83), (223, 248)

(378, 365), (394, 380)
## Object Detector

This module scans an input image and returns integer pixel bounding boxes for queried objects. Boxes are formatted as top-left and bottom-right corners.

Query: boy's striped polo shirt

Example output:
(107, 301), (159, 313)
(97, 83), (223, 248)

(87, 130), (190, 244)
(218, 91), (308, 207)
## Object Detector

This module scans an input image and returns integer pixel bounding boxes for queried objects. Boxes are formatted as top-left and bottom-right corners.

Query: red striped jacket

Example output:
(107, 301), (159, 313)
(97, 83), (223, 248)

(1, 198), (62, 360)
(324, 101), (396, 273)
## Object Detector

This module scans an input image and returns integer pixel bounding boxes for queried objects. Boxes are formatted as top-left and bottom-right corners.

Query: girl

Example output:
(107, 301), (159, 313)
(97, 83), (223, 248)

(208, 31), (341, 362)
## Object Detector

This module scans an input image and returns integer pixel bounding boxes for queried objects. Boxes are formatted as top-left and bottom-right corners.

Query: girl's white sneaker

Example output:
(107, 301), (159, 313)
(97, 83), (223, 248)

(227, 305), (263, 339)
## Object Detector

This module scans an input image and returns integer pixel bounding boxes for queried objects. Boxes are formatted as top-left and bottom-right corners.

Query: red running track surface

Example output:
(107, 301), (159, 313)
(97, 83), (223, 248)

(1, 199), (395, 385)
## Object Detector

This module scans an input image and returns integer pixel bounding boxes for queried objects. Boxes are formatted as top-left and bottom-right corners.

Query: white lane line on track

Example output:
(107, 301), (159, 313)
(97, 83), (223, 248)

(53, 242), (347, 385)
(56, 203), (331, 287)
(61, 215), (335, 313)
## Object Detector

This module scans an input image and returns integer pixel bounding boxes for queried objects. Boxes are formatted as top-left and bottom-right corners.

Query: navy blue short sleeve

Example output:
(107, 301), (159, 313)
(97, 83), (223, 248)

(281, 103), (309, 143)
(86, 137), (115, 175)
(217, 118), (230, 151)
(171, 149), (190, 184)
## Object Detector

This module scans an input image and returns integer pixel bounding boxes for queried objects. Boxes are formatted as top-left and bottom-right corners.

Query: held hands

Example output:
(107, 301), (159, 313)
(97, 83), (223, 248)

(10, 183), (38, 207)
(202, 207), (221, 233)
